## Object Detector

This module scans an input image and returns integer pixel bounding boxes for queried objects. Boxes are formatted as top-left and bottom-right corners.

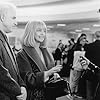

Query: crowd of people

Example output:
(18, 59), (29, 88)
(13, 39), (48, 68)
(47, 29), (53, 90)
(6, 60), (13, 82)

(0, 1), (100, 100)
(53, 32), (100, 100)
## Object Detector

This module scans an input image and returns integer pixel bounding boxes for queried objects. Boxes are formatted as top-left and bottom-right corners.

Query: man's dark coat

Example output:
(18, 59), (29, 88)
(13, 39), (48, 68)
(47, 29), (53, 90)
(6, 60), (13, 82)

(0, 31), (25, 100)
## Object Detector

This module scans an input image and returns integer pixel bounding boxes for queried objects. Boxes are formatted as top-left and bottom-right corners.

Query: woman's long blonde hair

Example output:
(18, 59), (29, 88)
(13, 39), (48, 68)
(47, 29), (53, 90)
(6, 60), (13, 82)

(21, 20), (47, 48)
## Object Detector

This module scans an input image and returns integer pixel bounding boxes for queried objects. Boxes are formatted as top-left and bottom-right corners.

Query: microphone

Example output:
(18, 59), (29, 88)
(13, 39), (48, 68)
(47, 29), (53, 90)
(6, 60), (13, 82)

(80, 56), (99, 69)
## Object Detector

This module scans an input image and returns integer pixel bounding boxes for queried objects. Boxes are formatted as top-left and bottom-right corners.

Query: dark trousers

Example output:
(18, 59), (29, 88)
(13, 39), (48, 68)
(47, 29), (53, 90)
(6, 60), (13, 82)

(86, 80), (98, 100)
(86, 69), (100, 100)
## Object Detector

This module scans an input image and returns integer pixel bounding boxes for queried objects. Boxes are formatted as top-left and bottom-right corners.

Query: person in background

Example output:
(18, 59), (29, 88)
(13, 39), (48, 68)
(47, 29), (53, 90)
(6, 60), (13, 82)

(68, 33), (87, 99)
(54, 43), (63, 65)
(16, 20), (62, 100)
(65, 38), (75, 77)
(0, 2), (27, 100)
(84, 31), (100, 100)
(60, 44), (69, 77)
(59, 39), (62, 44)
(68, 38), (75, 50)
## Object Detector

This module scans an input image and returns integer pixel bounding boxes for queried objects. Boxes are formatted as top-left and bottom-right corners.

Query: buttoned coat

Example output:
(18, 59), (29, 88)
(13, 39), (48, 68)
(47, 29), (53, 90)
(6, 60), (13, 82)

(0, 31), (25, 100)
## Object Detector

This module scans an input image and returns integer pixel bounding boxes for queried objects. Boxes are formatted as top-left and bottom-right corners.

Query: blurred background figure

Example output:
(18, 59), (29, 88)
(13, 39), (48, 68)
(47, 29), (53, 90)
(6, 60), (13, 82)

(59, 38), (75, 77)
(59, 39), (63, 44)
(54, 42), (64, 65)
(85, 31), (100, 100)
(69, 33), (87, 99)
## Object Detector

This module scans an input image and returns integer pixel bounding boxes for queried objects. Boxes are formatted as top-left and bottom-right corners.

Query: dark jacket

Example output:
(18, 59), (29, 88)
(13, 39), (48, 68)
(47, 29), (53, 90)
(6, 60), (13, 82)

(85, 40), (100, 100)
(0, 31), (25, 100)
(16, 45), (55, 100)
(85, 40), (100, 68)
(54, 48), (62, 61)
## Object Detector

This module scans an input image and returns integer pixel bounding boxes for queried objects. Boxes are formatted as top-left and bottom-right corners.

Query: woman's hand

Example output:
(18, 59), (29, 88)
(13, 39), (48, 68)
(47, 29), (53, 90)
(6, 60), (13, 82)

(44, 65), (62, 82)
(48, 65), (62, 76)
(16, 87), (27, 100)
(52, 73), (60, 80)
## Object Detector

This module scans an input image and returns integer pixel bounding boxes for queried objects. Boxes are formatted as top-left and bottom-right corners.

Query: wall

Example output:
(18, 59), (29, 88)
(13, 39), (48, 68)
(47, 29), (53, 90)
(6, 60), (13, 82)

(7, 24), (95, 53)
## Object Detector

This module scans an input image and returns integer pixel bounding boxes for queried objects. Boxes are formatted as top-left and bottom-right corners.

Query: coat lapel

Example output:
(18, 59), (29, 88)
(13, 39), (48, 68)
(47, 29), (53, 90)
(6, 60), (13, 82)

(0, 31), (19, 74)
(40, 47), (55, 70)
(23, 46), (48, 71)
(4, 42), (18, 74)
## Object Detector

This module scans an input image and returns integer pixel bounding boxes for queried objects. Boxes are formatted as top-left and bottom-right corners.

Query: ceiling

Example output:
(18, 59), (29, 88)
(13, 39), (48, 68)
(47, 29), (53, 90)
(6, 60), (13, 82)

(2, 0), (100, 21)
(2, 0), (94, 7)
(1, 0), (100, 34)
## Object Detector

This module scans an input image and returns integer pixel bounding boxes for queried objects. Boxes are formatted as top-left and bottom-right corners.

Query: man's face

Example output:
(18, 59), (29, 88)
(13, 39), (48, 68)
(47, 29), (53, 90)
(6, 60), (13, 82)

(2, 8), (17, 33)
(80, 36), (87, 46)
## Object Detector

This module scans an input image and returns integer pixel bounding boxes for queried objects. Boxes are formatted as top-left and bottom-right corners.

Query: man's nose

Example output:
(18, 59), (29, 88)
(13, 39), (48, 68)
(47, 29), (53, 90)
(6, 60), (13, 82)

(14, 21), (17, 26)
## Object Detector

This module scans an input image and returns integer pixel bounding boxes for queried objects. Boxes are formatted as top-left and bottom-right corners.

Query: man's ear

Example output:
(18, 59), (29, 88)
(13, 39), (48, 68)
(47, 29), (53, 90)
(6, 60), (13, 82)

(0, 14), (5, 22)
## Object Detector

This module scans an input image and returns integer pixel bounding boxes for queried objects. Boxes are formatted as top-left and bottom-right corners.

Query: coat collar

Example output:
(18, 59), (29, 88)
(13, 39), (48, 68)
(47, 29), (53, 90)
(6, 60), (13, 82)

(0, 30), (7, 42)
(23, 45), (55, 72)
(0, 30), (19, 74)
(23, 45), (48, 71)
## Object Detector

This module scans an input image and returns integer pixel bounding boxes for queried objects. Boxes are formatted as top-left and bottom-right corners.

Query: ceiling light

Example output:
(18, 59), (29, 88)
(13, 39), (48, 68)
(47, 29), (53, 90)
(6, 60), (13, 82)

(47, 26), (54, 28)
(75, 29), (82, 32)
(70, 31), (76, 34)
(82, 28), (90, 30)
(93, 24), (100, 27)
(57, 24), (66, 26)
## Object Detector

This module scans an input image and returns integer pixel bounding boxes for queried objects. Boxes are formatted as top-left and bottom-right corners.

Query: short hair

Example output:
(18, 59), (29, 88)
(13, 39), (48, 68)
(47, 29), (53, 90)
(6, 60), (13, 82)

(77, 33), (87, 44)
(21, 20), (47, 48)
(95, 31), (100, 38)
(0, 2), (16, 17)
(70, 38), (74, 42)
(68, 38), (75, 43)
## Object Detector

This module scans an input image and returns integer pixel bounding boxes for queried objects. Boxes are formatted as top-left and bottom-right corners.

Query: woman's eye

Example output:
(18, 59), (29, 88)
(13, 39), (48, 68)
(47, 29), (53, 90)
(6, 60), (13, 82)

(44, 29), (46, 33)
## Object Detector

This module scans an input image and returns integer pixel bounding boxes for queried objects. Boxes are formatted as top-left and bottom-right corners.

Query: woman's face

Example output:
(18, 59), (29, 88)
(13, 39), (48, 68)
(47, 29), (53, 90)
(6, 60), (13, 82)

(34, 24), (46, 43)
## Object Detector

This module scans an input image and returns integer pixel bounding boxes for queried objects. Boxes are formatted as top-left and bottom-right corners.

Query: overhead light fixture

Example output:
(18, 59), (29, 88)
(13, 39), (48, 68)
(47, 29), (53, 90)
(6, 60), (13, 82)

(75, 29), (82, 32)
(93, 24), (100, 27)
(57, 24), (66, 26)
(47, 26), (54, 28)
(82, 28), (90, 30)
(69, 31), (76, 34)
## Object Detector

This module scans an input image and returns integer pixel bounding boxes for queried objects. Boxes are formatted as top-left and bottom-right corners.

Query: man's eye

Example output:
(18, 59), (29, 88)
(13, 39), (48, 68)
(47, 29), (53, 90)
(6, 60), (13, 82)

(13, 17), (16, 19)
(44, 30), (46, 33)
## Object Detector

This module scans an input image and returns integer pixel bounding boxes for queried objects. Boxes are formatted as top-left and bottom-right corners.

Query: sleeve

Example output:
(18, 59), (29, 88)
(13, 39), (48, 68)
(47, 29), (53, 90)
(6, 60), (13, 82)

(17, 73), (26, 88)
(0, 41), (21, 96)
(16, 52), (45, 89)
(0, 61), (21, 96)
(85, 44), (90, 59)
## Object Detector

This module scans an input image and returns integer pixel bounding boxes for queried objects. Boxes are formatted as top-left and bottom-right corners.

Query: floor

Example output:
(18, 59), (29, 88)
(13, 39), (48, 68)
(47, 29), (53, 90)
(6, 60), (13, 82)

(56, 95), (86, 100)
(56, 77), (86, 100)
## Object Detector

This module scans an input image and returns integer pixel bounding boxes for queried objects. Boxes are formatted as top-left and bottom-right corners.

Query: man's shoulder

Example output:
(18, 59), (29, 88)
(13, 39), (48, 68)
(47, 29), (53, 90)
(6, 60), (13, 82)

(88, 41), (100, 47)
(85, 42), (95, 47)
(0, 31), (5, 42)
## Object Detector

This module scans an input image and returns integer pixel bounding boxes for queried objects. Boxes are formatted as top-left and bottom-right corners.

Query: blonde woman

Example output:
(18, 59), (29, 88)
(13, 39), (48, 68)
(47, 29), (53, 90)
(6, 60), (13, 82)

(16, 20), (62, 100)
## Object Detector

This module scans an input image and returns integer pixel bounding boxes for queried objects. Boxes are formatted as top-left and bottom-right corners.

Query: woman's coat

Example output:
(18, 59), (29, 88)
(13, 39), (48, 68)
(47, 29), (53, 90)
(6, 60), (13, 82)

(16, 45), (55, 100)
